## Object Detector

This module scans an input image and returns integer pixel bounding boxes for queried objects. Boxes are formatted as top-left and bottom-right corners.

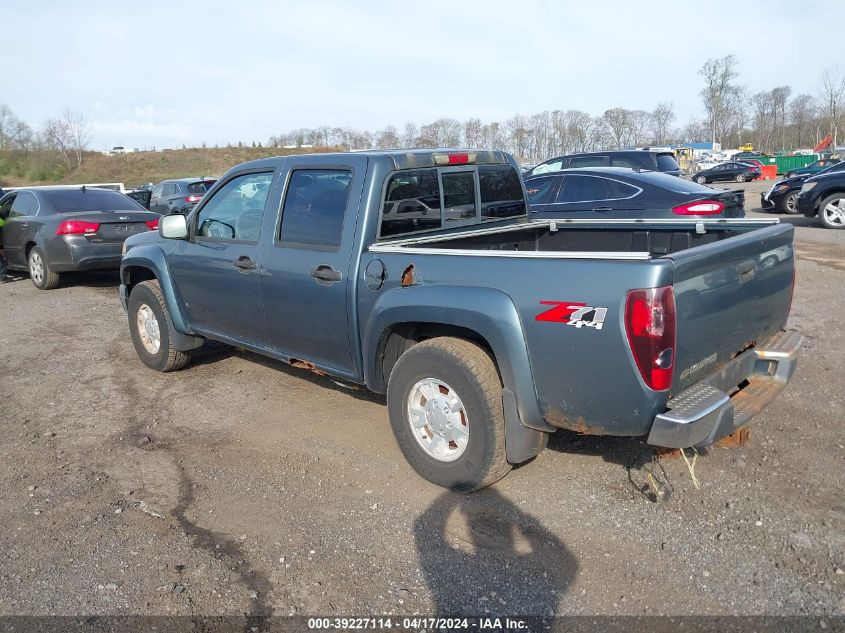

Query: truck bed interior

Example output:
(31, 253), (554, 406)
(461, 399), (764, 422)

(406, 221), (772, 257)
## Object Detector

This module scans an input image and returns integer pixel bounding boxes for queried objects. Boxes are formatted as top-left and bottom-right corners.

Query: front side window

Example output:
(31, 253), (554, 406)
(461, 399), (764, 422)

(279, 169), (351, 249)
(555, 175), (617, 203)
(0, 194), (16, 220)
(196, 171), (272, 241)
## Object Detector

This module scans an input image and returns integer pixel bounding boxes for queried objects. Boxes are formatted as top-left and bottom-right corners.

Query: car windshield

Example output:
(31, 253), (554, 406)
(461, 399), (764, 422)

(818, 162), (845, 175)
(41, 188), (144, 212)
(656, 153), (680, 171)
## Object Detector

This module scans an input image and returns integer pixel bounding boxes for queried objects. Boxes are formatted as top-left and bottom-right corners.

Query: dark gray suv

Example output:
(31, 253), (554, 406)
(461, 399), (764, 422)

(524, 150), (681, 178)
(149, 178), (216, 215)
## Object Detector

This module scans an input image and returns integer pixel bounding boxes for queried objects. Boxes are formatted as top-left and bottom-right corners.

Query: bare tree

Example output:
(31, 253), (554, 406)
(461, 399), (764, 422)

(699, 55), (739, 146)
(651, 102), (675, 146)
(602, 107), (630, 149)
(770, 86), (791, 152)
(789, 94), (816, 148)
(42, 109), (91, 171)
(819, 66), (845, 147)
(751, 91), (777, 153)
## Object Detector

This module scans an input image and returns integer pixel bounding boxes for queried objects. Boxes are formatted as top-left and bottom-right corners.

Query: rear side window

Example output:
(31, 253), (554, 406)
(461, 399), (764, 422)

(570, 155), (609, 168)
(530, 159), (564, 176)
(10, 191), (39, 216)
(479, 165), (526, 217)
(41, 189), (143, 212)
(381, 170), (441, 238)
(524, 177), (557, 204)
(555, 175), (616, 203)
(656, 153), (680, 171)
(279, 169), (351, 249)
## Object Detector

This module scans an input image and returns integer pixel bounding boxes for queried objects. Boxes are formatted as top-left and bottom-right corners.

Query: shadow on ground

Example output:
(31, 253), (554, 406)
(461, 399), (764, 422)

(414, 489), (578, 616)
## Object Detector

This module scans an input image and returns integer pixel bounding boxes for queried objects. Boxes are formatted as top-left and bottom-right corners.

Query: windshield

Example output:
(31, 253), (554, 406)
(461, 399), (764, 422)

(188, 180), (216, 194)
(818, 161), (845, 176)
(41, 188), (144, 212)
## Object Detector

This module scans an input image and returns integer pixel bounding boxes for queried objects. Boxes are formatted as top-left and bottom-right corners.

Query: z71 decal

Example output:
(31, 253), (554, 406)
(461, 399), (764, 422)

(535, 301), (608, 330)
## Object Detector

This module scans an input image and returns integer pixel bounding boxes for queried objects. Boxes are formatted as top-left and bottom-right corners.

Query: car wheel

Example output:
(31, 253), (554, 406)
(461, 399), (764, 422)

(696, 176), (707, 184)
(818, 194), (845, 229)
(735, 173), (747, 182)
(387, 337), (511, 492)
(781, 191), (800, 215)
(128, 279), (192, 371)
(28, 246), (60, 290)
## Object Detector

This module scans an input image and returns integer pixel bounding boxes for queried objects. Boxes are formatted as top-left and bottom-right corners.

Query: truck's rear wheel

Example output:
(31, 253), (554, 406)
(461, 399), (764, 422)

(128, 280), (192, 372)
(387, 337), (510, 492)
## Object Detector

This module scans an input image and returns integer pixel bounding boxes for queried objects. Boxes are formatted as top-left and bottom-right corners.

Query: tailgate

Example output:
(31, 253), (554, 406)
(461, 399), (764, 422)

(667, 223), (794, 392)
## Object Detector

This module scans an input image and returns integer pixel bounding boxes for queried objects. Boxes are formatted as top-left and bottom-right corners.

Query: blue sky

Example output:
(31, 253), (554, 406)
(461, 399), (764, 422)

(0, 0), (837, 149)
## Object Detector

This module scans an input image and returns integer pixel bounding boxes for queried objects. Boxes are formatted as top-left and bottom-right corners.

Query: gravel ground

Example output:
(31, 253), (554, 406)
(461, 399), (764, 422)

(0, 179), (843, 621)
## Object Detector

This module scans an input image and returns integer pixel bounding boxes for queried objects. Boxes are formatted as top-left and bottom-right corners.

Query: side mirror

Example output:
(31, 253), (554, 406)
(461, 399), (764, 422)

(160, 213), (188, 239)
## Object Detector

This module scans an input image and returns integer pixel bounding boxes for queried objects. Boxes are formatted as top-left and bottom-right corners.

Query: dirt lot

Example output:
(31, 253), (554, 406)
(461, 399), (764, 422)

(1, 179), (843, 622)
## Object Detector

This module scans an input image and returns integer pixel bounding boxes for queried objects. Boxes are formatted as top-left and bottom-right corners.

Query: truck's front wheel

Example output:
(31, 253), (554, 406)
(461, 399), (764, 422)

(387, 337), (510, 492)
(128, 280), (192, 372)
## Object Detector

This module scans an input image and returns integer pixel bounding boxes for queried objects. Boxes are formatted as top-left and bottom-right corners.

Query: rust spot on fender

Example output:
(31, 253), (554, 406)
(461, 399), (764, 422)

(401, 264), (417, 287)
(543, 408), (604, 435)
(288, 358), (326, 376)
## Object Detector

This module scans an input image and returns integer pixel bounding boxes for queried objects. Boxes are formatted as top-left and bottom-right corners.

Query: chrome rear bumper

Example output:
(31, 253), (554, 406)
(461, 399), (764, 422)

(647, 330), (803, 448)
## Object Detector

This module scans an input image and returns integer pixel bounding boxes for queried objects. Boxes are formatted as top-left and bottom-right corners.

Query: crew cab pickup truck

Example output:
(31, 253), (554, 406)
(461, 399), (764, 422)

(120, 150), (802, 491)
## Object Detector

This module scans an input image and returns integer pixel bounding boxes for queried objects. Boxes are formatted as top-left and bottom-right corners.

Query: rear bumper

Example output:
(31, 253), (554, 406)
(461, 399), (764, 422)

(647, 330), (803, 448)
(46, 236), (124, 272)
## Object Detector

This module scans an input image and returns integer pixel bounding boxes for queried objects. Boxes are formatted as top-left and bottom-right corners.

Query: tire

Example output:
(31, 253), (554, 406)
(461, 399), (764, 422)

(696, 176), (707, 184)
(387, 337), (510, 492)
(818, 193), (845, 230)
(127, 279), (192, 372)
(735, 173), (747, 182)
(780, 191), (800, 215)
(28, 246), (60, 290)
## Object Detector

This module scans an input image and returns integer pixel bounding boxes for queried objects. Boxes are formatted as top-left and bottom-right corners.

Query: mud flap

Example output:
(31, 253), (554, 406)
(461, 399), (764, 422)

(503, 388), (549, 464)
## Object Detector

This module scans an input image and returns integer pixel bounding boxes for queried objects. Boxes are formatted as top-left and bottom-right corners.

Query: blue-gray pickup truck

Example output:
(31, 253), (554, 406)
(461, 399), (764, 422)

(120, 149), (802, 491)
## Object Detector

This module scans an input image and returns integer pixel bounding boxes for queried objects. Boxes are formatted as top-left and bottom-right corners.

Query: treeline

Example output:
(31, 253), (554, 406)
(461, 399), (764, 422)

(269, 59), (845, 159)
(0, 105), (91, 182)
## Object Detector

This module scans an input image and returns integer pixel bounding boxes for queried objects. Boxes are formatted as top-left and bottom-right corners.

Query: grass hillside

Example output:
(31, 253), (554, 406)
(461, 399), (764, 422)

(4, 146), (341, 188)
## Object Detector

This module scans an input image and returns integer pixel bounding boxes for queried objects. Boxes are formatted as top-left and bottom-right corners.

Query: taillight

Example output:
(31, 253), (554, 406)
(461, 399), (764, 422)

(625, 286), (676, 391)
(672, 200), (725, 215)
(56, 220), (100, 235)
(184, 195), (202, 203)
(145, 219), (159, 231)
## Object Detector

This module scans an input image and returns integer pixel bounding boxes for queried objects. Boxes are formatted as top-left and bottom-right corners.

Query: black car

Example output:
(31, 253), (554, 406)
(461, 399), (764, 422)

(525, 168), (745, 219)
(761, 161), (845, 214)
(524, 150), (681, 178)
(691, 162), (761, 184)
(796, 170), (845, 229)
(0, 186), (160, 289)
(149, 177), (216, 215)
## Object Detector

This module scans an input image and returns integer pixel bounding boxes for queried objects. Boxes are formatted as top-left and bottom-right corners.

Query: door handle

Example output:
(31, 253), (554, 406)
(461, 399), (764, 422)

(592, 207), (613, 213)
(19, 222), (28, 229)
(233, 255), (257, 272)
(310, 265), (342, 285)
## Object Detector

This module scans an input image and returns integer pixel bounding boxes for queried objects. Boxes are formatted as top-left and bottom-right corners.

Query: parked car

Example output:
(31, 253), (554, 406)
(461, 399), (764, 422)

(760, 175), (808, 214)
(0, 186), (160, 289)
(785, 158), (841, 178)
(120, 149), (801, 491)
(524, 150), (681, 178)
(525, 168), (745, 219)
(149, 178), (216, 215)
(691, 162), (761, 184)
(796, 169), (845, 229)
